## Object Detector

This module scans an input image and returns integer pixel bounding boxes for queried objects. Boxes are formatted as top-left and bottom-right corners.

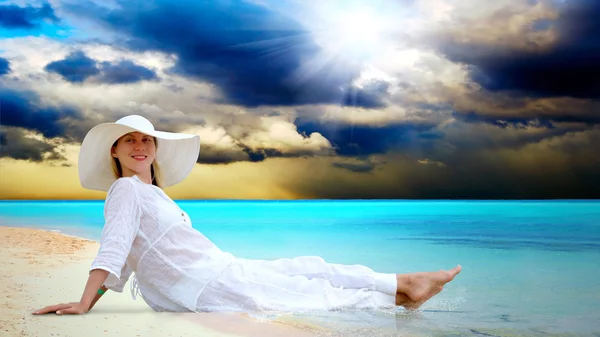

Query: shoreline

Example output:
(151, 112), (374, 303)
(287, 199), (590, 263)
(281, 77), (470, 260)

(0, 226), (323, 337)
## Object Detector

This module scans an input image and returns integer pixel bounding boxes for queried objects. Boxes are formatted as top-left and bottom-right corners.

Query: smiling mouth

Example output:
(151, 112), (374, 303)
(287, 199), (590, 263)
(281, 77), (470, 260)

(132, 155), (147, 161)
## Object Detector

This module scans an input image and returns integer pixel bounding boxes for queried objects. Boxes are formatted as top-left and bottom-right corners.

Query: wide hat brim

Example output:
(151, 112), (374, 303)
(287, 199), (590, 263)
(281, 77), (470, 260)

(78, 115), (200, 191)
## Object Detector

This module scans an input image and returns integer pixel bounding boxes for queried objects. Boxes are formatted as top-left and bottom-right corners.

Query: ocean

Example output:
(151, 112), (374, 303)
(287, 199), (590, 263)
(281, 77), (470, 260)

(1, 200), (599, 336)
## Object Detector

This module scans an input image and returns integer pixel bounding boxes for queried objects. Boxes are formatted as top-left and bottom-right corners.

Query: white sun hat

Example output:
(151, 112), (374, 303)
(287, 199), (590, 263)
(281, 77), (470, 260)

(78, 114), (200, 191)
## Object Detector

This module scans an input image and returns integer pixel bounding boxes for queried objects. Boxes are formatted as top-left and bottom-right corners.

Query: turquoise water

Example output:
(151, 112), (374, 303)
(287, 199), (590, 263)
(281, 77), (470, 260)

(1, 200), (599, 336)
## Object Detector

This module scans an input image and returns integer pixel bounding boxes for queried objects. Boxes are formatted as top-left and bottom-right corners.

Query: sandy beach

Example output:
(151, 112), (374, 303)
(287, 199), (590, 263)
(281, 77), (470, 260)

(0, 226), (325, 337)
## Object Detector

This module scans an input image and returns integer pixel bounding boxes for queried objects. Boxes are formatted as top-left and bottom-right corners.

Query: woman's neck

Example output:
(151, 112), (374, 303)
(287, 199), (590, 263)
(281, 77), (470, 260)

(122, 169), (153, 184)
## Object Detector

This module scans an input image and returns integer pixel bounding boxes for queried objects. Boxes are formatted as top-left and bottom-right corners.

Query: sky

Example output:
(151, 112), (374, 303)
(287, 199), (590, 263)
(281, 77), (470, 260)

(0, 0), (599, 200)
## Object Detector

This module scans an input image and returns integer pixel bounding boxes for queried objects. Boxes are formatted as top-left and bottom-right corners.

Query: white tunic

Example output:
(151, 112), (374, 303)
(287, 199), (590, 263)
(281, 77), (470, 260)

(90, 175), (397, 313)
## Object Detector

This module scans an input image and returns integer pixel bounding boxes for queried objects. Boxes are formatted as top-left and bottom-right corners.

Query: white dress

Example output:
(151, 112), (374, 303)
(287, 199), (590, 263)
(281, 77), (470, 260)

(90, 175), (398, 313)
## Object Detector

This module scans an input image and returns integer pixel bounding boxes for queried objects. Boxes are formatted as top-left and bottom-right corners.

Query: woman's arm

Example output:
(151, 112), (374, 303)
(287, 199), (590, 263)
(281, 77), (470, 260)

(80, 269), (110, 310)
(33, 179), (140, 316)
(32, 269), (110, 315)
(88, 285), (108, 311)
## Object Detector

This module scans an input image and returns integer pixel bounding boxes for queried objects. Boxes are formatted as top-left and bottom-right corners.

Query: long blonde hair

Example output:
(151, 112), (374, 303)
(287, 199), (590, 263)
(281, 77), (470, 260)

(111, 136), (163, 188)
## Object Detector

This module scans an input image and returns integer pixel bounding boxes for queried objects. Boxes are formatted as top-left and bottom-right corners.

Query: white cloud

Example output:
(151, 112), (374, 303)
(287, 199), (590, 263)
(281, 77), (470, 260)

(182, 125), (243, 151)
(416, 0), (559, 50)
(243, 117), (334, 155)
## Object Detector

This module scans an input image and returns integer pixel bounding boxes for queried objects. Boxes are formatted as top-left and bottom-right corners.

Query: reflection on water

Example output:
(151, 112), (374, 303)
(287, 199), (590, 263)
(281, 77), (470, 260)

(252, 309), (600, 337)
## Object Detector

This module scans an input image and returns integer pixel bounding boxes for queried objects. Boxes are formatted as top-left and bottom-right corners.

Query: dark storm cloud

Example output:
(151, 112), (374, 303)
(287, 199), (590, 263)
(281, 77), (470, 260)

(197, 143), (324, 165)
(437, 0), (600, 100)
(0, 126), (66, 162)
(453, 111), (555, 129)
(45, 51), (159, 84)
(0, 88), (81, 139)
(453, 111), (600, 128)
(196, 145), (286, 165)
(0, 2), (58, 29)
(97, 60), (159, 84)
(64, 0), (388, 107)
(44, 51), (100, 83)
(296, 118), (438, 157)
(197, 149), (247, 165)
(0, 57), (10, 76)
(239, 147), (277, 163)
(450, 91), (600, 132)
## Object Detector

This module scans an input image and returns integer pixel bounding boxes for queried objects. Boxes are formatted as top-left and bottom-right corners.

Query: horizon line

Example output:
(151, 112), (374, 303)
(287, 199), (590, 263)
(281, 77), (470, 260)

(1, 198), (600, 202)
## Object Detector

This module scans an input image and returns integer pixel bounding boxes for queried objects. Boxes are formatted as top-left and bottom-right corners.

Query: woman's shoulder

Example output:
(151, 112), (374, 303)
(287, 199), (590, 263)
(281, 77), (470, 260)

(107, 176), (139, 197)
(111, 176), (137, 187)
(103, 177), (144, 214)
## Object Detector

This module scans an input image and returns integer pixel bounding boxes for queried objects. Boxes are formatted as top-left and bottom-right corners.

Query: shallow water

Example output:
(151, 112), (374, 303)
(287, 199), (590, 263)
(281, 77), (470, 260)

(2, 200), (599, 336)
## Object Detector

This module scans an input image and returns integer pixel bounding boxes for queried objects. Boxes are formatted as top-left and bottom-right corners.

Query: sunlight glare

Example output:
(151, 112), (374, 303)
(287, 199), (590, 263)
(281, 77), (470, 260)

(313, 4), (395, 62)
(332, 8), (384, 45)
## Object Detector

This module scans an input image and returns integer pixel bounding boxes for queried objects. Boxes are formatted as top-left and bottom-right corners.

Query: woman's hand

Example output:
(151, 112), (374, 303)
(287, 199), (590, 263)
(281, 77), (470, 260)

(32, 269), (110, 316)
(32, 302), (89, 315)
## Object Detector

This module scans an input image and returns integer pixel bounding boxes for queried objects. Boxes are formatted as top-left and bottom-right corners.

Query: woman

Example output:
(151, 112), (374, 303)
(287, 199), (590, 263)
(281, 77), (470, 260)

(33, 115), (461, 315)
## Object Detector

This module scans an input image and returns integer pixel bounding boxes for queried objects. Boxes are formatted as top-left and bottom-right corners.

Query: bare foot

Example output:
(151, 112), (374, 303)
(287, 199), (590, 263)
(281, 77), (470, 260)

(395, 265), (462, 310)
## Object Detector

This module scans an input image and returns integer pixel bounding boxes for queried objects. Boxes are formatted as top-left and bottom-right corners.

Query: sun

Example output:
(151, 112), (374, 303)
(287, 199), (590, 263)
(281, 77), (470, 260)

(331, 9), (385, 45)
(310, 3), (395, 62)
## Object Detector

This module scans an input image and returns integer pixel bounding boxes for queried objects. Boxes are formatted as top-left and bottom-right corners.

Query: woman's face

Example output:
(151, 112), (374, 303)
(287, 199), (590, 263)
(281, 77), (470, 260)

(111, 132), (157, 176)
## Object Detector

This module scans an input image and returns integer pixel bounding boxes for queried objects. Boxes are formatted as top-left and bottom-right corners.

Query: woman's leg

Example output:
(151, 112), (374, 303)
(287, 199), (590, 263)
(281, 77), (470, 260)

(234, 256), (397, 295)
(231, 257), (463, 310)
(196, 259), (396, 313)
